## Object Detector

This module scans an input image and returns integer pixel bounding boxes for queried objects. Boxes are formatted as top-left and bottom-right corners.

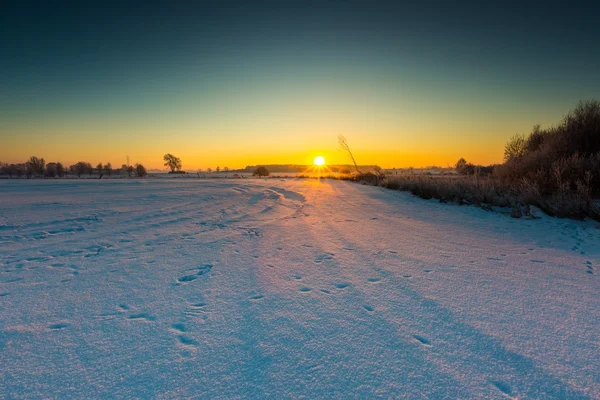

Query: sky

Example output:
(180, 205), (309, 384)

(1, 1), (599, 169)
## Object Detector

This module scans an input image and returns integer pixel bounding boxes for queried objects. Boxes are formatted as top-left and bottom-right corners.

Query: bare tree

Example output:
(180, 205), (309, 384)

(56, 162), (65, 178)
(46, 162), (58, 177)
(504, 133), (526, 161)
(338, 135), (361, 174)
(26, 156), (45, 177)
(163, 153), (182, 172)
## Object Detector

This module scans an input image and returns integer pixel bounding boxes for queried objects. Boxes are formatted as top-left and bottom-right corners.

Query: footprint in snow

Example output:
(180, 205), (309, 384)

(128, 313), (156, 322)
(176, 264), (213, 285)
(334, 282), (351, 289)
(299, 287), (312, 293)
(314, 252), (335, 263)
(48, 322), (70, 330)
(170, 323), (198, 347)
(413, 335), (431, 347)
(491, 381), (514, 397)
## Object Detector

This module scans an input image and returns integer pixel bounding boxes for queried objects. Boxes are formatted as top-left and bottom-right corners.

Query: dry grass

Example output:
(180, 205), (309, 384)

(352, 171), (599, 220)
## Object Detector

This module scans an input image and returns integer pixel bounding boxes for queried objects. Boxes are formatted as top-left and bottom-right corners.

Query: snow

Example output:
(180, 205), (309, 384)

(1, 178), (599, 399)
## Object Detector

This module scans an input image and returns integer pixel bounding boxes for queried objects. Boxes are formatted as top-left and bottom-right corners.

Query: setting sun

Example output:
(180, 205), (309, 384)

(314, 156), (325, 166)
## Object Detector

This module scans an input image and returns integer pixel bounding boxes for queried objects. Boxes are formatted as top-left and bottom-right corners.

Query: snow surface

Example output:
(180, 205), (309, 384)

(0, 178), (599, 399)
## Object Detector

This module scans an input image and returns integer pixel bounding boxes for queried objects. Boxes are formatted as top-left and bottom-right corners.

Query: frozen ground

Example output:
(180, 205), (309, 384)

(0, 179), (599, 399)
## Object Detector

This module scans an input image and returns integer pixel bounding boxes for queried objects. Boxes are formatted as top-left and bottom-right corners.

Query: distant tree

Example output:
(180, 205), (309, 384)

(16, 164), (27, 178)
(216, 166), (220, 172)
(135, 163), (147, 177)
(26, 156), (45, 177)
(224, 167), (229, 172)
(72, 161), (92, 178)
(104, 162), (112, 177)
(339, 168), (351, 174)
(120, 164), (129, 177)
(127, 165), (135, 177)
(0, 163), (11, 178)
(163, 153), (182, 172)
(338, 135), (361, 174)
(46, 162), (58, 178)
(56, 162), (65, 178)
(253, 166), (270, 177)
(455, 158), (475, 175)
(207, 168), (212, 173)
(96, 163), (103, 177)
(504, 133), (527, 161)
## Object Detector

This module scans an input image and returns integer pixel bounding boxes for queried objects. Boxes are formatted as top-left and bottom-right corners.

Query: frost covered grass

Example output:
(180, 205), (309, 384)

(1, 179), (599, 398)
(366, 173), (600, 220)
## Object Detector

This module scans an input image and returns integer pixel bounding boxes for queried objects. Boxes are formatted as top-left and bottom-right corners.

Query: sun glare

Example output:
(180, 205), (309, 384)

(314, 156), (325, 166)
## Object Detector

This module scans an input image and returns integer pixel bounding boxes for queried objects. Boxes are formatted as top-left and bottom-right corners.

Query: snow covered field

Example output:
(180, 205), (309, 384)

(1, 178), (599, 399)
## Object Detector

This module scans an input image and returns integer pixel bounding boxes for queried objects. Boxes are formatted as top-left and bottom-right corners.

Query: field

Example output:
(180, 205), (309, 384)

(1, 178), (599, 398)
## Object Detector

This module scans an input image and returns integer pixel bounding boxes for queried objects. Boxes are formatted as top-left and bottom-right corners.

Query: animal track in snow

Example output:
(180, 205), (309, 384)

(367, 277), (381, 283)
(249, 295), (264, 300)
(363, 305), (374, 312)
(299, 287), (312, 293)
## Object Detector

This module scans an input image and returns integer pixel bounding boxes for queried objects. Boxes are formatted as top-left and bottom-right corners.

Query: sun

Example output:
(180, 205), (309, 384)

(314, 156), (325, 166)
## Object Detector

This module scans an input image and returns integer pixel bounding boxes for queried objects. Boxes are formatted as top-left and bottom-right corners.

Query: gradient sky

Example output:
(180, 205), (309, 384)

(1, 1), (599, 169)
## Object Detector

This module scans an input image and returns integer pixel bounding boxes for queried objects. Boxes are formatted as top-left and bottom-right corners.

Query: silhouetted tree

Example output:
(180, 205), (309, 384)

(72, 161), (92, 178)
(207, 168), (212, 173)
(224, 167), (229, 172)
(46, 162), (58, 177)
(216, 166), (220, 172)
(253, 166), (270, 177)
(0, 163), (11, 178)
(455, 158), (475, 175)
(135, 163), (147, 177)
(14, 164), (26, 178)
(26, 156), (45, 177)
(127, 165), (135, 177)
(163, 153), (182, 172)
(56, 162), (65, 178)
(504, 133), (526, 161)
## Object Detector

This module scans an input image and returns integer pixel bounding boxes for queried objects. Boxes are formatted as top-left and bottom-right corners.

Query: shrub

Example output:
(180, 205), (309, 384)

(135, 164), (147, 177)
(253, 166), (270, 177)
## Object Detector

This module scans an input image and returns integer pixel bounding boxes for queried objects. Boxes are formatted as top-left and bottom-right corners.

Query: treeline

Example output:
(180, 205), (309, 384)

(0, 157), (148, 178)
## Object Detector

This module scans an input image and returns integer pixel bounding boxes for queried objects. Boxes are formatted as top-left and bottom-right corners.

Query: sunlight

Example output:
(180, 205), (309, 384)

(314, 156), (325, 166)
